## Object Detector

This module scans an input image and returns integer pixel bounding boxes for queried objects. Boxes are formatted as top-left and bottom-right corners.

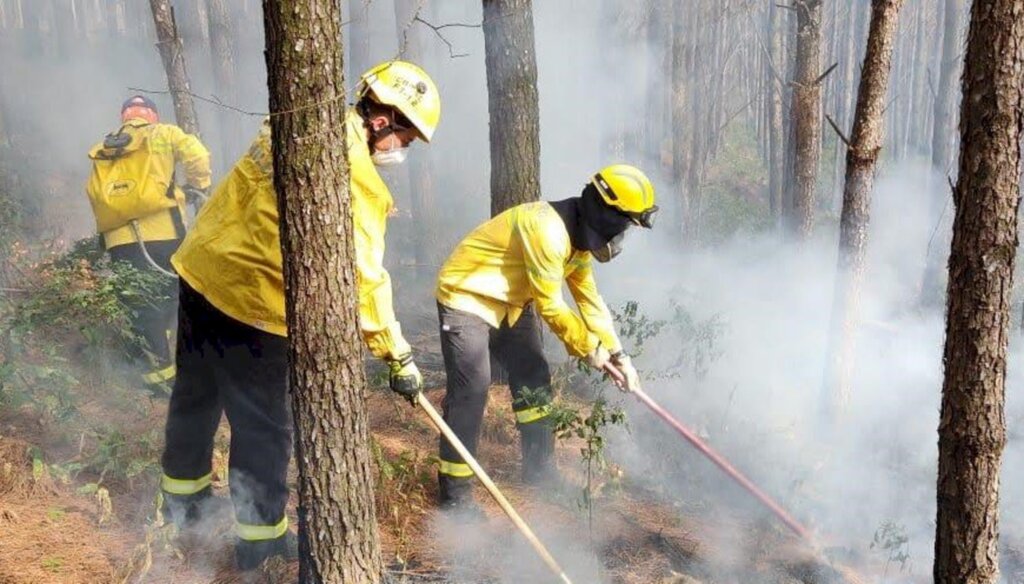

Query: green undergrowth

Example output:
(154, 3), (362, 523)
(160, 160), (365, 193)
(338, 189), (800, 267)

(544, 300), (726, 531)
(1, 236), (167, 492)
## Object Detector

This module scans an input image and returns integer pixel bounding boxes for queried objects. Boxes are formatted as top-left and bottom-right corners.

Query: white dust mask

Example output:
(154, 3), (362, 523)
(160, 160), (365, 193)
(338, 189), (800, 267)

(371, 146), (409, 167)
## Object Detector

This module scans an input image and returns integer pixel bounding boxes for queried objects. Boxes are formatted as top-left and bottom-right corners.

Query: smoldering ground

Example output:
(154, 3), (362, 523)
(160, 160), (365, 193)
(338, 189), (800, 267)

(2, 1), (1022, 582)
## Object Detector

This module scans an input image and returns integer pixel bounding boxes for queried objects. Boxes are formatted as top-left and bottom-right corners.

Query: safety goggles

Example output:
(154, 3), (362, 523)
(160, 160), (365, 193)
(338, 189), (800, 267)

(620, 205), (659, 229)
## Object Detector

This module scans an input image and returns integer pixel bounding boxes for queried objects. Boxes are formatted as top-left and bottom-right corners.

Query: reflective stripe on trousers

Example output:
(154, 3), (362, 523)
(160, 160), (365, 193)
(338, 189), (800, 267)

(143, 363), (177, 385)
(161, 472), (212, 495)
(439, 459), (474, 478)
(237, 516), (288, 541)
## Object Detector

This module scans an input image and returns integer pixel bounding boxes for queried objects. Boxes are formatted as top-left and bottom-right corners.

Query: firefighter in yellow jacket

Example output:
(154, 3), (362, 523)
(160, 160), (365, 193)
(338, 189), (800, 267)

(85, 96), (211, 393)
(158, 61), (439, 569)
(435, 164), (656, 508)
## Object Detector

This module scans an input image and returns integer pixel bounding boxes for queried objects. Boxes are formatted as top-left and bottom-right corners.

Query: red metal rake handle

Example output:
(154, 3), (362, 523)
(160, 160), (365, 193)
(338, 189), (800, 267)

(631, 387), (811, 540)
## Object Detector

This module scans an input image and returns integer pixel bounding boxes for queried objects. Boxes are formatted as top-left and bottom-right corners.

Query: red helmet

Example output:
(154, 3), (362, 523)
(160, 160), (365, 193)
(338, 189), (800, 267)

(120, 95), (159, 123)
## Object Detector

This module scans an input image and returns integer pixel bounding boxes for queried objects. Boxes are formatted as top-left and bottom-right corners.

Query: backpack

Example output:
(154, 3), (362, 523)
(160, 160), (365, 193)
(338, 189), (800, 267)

(86, 123), (177, 233)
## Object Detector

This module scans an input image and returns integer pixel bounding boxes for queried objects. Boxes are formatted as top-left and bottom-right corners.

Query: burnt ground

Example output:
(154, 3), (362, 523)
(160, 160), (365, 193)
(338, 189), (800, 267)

(0, 305), (891, 584)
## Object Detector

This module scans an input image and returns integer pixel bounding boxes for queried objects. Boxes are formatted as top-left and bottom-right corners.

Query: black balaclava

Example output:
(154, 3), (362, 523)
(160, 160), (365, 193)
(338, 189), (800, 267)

(550, 184), (633, 262)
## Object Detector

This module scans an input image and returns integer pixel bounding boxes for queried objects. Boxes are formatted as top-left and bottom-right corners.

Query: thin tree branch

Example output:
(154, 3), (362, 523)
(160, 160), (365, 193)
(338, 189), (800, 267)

(414, 16), (480, 59)
(814, 61), (839, 86)
(826, 113), (852, 148)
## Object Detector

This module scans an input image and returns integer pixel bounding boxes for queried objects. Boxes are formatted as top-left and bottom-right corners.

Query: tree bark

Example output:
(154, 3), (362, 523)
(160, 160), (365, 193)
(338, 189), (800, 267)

(920, 0), (966, 309)
(206, 0), (239, 171)
(821, 0), (904, 420)
(933, 0), (1024, 581)
(768, 1), (786, 225)
(262, 1), (384, 582)
(148, 0), (200, 135)
(671, 0), (691, 239)
(786, 0), (823, 239)
(482, 0), (541, 216)
(908, 2), (930, 155)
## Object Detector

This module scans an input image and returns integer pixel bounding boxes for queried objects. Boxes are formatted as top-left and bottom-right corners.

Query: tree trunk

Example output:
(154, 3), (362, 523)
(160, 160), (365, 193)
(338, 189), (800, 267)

(206, 0), (239, 172)
(821, 0), (904, 420)
(933, 0), (1023, 581)
(920, 0), (966, 309)
(908, 1), (930, 155)
(482, 0), (541, 216)
(394, 0), (442, 278)
(148, 0), (200, 135)
(52, 0), (78, 58)
(786, 0), (823, 238)
(671, 0), (691, 239)
(768, 1), (786, 224)
(262, 0), (384, 582)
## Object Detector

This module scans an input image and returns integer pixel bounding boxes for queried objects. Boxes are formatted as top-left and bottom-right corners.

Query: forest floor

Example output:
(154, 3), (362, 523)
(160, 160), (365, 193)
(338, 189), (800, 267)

(0, 305), (899, 584)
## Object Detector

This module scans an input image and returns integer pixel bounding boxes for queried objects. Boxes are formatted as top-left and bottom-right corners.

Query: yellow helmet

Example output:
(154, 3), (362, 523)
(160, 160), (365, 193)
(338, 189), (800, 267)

(358, 60), (440, 142)
(590, 164), (658, 228)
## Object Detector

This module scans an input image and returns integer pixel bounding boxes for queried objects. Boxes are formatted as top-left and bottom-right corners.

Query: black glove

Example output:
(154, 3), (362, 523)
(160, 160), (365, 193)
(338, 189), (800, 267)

(388, 354), (423, 404)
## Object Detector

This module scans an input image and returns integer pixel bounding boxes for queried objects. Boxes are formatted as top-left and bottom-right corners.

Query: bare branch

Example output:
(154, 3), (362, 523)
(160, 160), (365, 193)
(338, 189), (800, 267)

(814, 62), (839, 86)
(826, 113), (852, 148)
(718, 97), (759, 135)
(414, 15), (481, 59)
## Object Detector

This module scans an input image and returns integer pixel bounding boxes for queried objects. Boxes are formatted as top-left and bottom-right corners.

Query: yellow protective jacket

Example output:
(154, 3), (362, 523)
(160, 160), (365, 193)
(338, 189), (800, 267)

(436, 201), (623, 358)
(171, 111), (411, 360)
(86, 119), (211, 249)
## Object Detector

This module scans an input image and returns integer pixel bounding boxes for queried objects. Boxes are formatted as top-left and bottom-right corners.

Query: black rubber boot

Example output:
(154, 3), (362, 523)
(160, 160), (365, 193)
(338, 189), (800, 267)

(438, 473), (475, 508)
(161, 486), (225, 530)
(437, 473), (488, 523)
(520, 421), (557, 485)
(235, 530), (298, 571)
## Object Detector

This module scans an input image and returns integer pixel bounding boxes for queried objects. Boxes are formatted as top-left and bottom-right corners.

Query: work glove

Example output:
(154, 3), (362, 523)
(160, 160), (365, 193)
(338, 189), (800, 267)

(388, 353), (423, 404)
(182, 185), (209, 206)
(610, 352), (641, 393)
(585, 343), (611, 370)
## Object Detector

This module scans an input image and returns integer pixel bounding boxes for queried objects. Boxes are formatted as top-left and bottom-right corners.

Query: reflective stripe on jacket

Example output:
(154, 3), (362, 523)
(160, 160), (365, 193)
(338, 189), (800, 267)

(436, 201), (622, 357)
(171, 111), (411, 359)
(86, 119), (211, 248)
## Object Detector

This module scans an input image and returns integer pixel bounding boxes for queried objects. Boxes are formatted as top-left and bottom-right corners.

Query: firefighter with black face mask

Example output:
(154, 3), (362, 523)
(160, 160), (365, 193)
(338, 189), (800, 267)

(84, 96), (211, 395)
(158, 61), (439, 570)
(434, 164), (657, 509)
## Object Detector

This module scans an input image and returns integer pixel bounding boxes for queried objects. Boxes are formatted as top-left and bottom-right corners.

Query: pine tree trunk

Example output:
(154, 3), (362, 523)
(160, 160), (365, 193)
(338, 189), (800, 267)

(394, 0), (442, 277)
(482, 0), (541, 216)
(671, 0), (691, 239)
(148, 0), (200, 135)
(262, 1), (383, 581)
(787, 0), (823, 239)
(908, 2), (930, 155)
(206, 0), (239, 171)
(933, 1), (1024, 581)
(769, 2), (786, 226)
(920, 0), (966, 309)
(822, 0), (904, 420)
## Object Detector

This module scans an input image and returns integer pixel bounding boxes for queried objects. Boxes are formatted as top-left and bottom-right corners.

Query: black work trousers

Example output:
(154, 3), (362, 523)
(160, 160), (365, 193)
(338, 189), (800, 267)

(436, 302), (554, 504)
(161, 280), (291, 540)
(108, 239), (180, 386)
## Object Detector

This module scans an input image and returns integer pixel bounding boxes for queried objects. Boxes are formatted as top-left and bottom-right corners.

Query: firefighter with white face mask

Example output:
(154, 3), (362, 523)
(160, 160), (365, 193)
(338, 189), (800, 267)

(434, 164), (657, 509)
(158, 61), (439, 570)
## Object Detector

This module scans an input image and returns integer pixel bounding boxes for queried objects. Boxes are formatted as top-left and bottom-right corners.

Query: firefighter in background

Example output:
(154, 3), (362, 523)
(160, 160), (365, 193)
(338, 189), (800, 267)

(434, 164), (656, 509)
(159, 61), (439, 570)
(85, 95), (211, 393)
